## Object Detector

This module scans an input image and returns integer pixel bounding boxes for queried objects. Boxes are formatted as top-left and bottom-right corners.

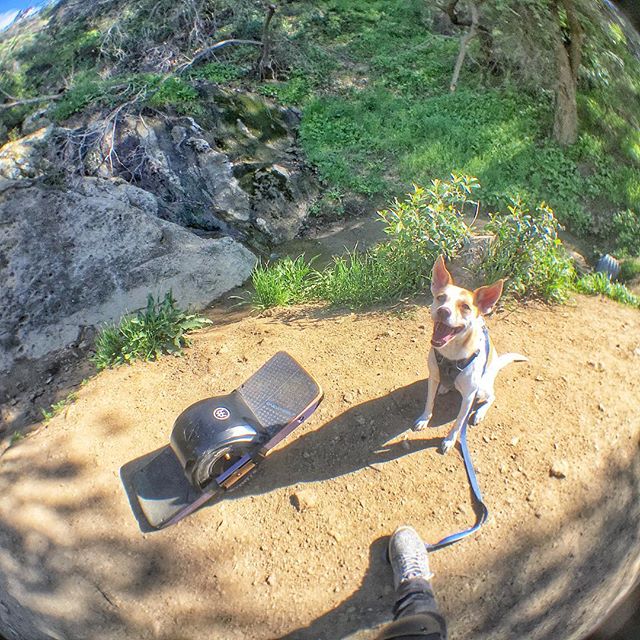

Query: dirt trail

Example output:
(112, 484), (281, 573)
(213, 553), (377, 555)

(0, 295), (639, 640)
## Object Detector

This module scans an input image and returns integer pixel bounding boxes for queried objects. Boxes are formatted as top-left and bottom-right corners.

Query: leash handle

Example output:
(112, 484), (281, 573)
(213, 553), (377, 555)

(425, 418), (489, 552)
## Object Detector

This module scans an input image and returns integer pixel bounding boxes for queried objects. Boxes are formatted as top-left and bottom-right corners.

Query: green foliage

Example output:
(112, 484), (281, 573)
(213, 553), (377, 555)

(318, 247), (400, 309)
(252, 175), (476, 309)
(609, 210), (640, 257)
(146, 76), (201, 113)
(378, 176), (476, 290)
(41, 393), (78, 422)
(482, 199), (576, 303)
(251, 255), (316, 309)
(93, 292), (211, 369)
(258, 73), (313, 105)
(51, 73), (107, 120)
(190, 62), (244, 84)
(575, 272), (640, 308)
(619, 258), (640, 283)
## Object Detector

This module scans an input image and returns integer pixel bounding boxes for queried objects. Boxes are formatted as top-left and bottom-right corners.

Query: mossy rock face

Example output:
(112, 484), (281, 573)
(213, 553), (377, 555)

(197, 84), (295, 148)
(36, 85), (316, 246)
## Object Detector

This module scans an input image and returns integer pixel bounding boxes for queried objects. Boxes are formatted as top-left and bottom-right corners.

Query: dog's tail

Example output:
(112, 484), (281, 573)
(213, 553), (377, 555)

(496, 352), (528, 372)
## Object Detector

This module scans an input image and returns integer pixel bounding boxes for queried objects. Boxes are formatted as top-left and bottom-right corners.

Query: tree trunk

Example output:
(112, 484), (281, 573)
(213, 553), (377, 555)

(449, 3), (479, 92)
(553, 40), (578, 146)
(552, 0), (583, 146)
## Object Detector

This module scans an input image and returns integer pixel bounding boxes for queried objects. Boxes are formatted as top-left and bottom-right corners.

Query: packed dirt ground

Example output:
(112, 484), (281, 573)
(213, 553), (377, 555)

(0, 293), (639, 640)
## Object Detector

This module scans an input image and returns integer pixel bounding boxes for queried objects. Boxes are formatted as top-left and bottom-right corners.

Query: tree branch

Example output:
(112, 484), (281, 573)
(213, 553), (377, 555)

(0, 93), (63, 110)
(255, 4), (277, 80)
(176, 38), (263, 74)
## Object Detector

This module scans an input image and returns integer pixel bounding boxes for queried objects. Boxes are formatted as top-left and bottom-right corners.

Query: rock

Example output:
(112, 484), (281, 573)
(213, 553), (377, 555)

(291, 489), (318, 512)
(568, 249), (591, 275)
(93, 88), (317, 245)
(549, 460), (569, 479)
(0, 177), (256, 373)
(266, 574), (276, 586)
(0, 125), (54, 180)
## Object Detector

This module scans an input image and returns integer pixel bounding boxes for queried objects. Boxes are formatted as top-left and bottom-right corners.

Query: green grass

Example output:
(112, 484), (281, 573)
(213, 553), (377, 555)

(93, 291), (211, 369)
(294, 0), (640, 255)
(575, 272), (640, 308)
(251, 255), (317, 309)
(41, 392), (78, 422)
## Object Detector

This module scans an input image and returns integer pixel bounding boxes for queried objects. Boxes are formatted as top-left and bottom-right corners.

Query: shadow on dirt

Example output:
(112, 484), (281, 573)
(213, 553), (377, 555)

(277, 450), (640, 640)
(232, 379), (459, 499)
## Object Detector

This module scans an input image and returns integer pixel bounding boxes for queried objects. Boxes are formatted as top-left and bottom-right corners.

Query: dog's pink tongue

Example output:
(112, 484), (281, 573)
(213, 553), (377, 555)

(431, 322), (457, 347)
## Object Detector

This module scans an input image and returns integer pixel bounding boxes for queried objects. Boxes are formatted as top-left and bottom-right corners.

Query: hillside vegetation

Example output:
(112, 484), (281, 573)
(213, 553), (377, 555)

(1, 0), (639, 258)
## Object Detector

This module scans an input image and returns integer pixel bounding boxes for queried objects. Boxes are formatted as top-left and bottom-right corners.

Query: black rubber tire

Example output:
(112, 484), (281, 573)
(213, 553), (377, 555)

(191, 443), (255, 490)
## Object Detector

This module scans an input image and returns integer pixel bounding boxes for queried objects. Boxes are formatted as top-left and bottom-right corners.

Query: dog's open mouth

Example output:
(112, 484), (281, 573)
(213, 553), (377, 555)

(431, 322), (463, 348)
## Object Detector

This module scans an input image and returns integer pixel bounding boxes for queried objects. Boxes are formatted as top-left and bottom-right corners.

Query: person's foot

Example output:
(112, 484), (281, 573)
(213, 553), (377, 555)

(388, 525), (433, 590)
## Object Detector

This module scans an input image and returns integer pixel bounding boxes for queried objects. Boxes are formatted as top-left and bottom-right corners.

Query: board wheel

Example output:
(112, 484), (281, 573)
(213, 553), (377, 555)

(191, 442), (256, 490)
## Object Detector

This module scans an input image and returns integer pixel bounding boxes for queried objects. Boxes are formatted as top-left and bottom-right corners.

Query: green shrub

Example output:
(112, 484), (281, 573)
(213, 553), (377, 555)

(378, 175), (476, 290)
(147, 77), (200, 113)
(609, 210), (640, 257)
(250, 175), (477, 310)
(251, 255), (316, 310)
(51, 73), (107, 121)
(575, 272), (640, 308)
(93, 292), (211, 369)
(191, 62), (244, 84)
(482, 199), (575, 302)
(619, 258), (640, 283)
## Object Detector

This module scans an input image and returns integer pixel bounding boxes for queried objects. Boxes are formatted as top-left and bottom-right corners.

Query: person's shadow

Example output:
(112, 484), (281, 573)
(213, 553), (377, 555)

(278, 535), (395, 640)
(233, 379), (461, 500)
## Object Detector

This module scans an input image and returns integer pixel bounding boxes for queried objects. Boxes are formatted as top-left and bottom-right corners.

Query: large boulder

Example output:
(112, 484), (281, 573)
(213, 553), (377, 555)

(0, 176), (256, 375)
(62, 87), (317, 245)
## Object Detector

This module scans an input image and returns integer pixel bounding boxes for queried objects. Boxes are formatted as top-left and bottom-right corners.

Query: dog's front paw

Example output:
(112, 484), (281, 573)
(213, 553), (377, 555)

(438, 437), (456, 454)
(413, 416), (431, 431)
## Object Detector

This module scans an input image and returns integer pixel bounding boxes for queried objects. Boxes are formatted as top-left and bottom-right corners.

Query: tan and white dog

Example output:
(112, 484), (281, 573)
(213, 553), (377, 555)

(414, 255), (527, 453)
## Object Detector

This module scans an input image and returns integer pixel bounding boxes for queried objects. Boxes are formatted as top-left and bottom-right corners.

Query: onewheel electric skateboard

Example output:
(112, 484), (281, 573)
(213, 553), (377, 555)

(125, 352), (323, 529)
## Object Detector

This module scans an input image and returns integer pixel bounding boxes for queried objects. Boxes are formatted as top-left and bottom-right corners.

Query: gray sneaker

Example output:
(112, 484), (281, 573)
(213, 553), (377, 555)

(388, 525), (433, 590)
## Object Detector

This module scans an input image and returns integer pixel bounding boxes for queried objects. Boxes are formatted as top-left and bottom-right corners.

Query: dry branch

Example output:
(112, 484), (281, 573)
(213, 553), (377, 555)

(176, 39), (263, 74)
(0, 94), (64, 110)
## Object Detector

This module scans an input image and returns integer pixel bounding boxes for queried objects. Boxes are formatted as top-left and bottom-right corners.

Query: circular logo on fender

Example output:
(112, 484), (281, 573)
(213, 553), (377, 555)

(213, 407), (230, 420)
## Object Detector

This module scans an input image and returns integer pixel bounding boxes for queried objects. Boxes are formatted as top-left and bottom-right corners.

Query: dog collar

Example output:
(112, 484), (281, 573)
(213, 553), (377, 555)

(434, 325), (489, 386)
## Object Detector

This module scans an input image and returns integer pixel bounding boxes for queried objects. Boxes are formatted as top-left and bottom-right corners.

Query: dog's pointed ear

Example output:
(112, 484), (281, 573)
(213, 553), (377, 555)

(431, 255), (453, 294)
(473, 279), (504, 315)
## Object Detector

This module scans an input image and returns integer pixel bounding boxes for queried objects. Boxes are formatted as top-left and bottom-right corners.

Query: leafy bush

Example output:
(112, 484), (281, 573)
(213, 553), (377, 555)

(575, 272), (640, 308)
(378, 175), (476, 290)
(251, 255), (316, 309)
(251, 175), (476, 309)
(93, 292), (211, 369)
(482, 199), (576, 302)
(146, 76), (201, 113)
(619, 258), (640, 283)
(609, 210), (640, 257)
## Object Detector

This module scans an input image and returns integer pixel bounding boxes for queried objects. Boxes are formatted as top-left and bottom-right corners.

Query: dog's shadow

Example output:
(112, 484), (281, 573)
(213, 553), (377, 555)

(232, 379), (462, 500)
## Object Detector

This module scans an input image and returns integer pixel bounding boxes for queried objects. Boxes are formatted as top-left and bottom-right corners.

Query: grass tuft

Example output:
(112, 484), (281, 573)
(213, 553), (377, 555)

(575, 272), (640, 308)
(251, 255), (317, 310)
(93, 291), (211, 369)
